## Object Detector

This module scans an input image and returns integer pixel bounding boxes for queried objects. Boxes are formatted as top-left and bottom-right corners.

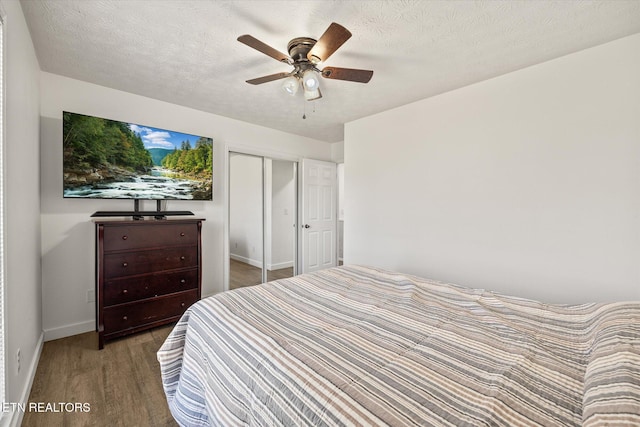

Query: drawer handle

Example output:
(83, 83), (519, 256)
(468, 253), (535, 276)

(122, 289), (128, 294)
(123, 316), (128, 321)
(122, 235), (128, 240)
(122, 262), (128, 267)
(180, 256), (185, 261)
(181, 303), (185, 308)
(180, 232), (185, 237)
(180, 279), (186, 284)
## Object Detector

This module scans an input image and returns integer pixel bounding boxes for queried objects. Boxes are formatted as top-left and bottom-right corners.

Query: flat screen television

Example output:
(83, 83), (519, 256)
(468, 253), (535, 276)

(63, 111), (213, 200)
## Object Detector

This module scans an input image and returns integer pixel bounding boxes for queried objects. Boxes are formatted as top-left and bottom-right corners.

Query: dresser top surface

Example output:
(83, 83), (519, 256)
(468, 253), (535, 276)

(94, 218), (205, 226)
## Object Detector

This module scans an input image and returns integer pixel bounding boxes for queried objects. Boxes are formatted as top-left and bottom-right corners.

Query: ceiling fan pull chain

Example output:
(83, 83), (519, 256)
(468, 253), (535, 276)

(302, 96), (306, 120)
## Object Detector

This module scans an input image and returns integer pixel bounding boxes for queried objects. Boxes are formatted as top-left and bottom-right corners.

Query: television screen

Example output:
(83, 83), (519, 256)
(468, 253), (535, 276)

(63, 111), (213, 200)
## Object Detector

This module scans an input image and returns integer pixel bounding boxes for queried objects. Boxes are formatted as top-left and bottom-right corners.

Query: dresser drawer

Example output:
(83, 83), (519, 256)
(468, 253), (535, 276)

(104, 268), (199, 306)
(103, 247), (198, 279)
(103, 289), (199, 334)
(102, 223), (199, 251)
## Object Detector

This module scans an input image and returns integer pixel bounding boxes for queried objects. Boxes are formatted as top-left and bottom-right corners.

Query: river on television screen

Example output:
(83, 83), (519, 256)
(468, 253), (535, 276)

(63, 168), (209, 200)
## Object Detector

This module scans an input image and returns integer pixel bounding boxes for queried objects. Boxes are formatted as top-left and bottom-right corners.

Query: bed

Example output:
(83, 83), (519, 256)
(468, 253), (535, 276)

(158, 265), (640, 426)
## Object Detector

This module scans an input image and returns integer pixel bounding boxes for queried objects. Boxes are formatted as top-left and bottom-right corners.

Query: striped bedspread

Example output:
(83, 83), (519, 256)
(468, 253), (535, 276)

(158, 265), (640, 426)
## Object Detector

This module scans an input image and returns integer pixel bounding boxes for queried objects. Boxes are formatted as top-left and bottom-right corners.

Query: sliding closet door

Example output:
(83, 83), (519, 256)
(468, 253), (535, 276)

(229, 152), (298, 290)
(266, 160), (297, 282)
(229, 153), (264, 289)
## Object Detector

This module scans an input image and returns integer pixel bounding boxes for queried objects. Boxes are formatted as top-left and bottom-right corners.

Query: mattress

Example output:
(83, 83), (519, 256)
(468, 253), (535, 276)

(158, 265), (640, 426)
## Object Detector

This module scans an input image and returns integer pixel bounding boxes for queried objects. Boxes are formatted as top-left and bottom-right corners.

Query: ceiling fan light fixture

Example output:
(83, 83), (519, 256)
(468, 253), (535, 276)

(281, 76), (300, 95)
(304, 88), (322, 101)
(302, 70), (320, 91)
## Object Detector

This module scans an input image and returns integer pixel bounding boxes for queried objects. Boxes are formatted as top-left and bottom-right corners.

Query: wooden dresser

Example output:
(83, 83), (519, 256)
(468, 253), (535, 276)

(94, 218), (204, 349)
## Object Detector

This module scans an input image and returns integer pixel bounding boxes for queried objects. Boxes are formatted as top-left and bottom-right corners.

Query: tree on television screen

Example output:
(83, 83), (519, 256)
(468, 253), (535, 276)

(162, 137), (213, 178)
(63, 112), (152, 172)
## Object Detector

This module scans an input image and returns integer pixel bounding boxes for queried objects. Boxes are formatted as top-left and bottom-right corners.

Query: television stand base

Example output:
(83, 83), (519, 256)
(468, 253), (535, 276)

(91, 211), (194, 219)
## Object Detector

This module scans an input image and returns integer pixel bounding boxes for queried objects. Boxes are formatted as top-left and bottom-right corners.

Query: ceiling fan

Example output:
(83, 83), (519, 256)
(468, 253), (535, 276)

(238, 22), (373, 101)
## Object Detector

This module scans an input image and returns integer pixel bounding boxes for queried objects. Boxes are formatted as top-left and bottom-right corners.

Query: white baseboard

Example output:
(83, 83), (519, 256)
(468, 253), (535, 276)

(267, 261), (294, 271)
(43, 320), (94, 342)
(230, 254), (293, 271)
(230, 253), (262, 269)
(4, 331), (44, 427)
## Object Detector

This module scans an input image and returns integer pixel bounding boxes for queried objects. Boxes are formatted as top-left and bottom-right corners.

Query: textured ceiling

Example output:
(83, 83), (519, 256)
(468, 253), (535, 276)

(20, 0), (640, 143)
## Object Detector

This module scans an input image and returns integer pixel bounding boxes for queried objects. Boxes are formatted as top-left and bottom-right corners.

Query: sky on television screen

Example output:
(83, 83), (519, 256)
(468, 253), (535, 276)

(129, 123), (204, 151)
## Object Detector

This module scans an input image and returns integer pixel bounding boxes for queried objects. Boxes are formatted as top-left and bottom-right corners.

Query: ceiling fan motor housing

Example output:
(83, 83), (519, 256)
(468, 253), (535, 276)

(287, 37), (319, 75)
(287, 37), (316, 62)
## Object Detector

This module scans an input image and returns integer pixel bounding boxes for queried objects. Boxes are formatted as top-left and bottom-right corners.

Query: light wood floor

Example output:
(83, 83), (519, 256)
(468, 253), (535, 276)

(24, 264), (337, 426)
(229, 259), (294, 290)
(23, 325), (178, 427)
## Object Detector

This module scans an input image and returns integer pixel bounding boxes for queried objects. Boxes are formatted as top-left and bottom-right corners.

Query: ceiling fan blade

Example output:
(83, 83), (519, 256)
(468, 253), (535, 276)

(238, 35), (291, 64)
(246, 72), (291, 85)
(321, 67), (373, 83)
(307, 22), (352, 64)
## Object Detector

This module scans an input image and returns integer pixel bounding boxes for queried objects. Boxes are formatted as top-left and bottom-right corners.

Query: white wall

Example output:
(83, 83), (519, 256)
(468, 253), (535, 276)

(331, 141), (344, 163)
(2, 0), (42, 424)
(345, 33), (640, 304)
(40, 72), (332, 340)
(337, 163), (344, 221)
(337, 163), (344, 261)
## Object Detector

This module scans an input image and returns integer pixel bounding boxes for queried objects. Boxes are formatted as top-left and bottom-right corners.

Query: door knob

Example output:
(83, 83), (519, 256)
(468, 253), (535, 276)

(303, 224), (311, 229)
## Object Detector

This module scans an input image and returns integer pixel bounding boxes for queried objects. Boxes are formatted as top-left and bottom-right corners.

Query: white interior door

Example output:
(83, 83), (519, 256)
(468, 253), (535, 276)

(301, 159), (337, 273)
